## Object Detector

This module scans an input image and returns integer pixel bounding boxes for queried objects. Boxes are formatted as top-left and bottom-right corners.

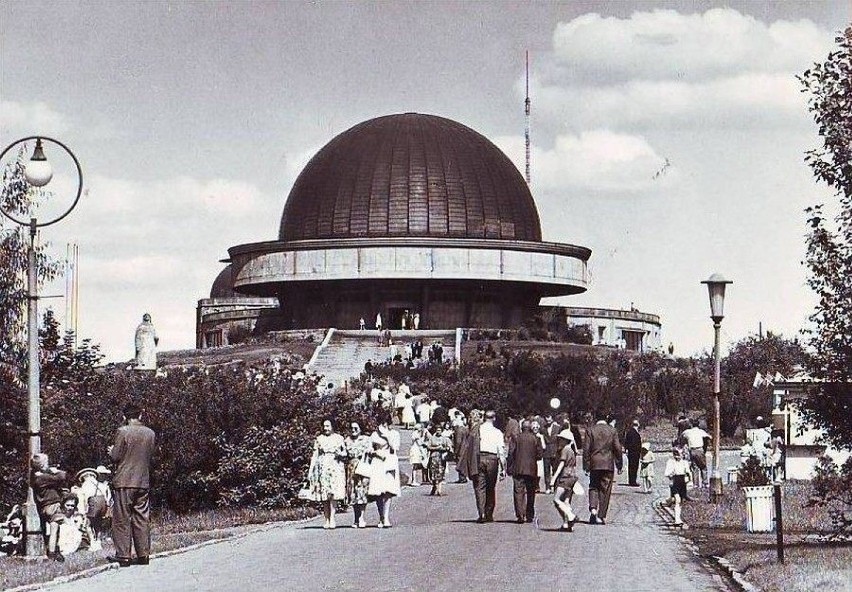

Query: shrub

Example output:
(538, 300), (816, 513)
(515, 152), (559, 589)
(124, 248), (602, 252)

(737, 455), (771, 488)
(807, 455), (852, 536)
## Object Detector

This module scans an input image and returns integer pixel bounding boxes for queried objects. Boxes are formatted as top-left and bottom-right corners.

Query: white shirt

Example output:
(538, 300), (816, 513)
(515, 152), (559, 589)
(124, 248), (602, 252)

(479, 422), (505, 456)
(665, 458), (691, 478)
(682, 427), (711, 449)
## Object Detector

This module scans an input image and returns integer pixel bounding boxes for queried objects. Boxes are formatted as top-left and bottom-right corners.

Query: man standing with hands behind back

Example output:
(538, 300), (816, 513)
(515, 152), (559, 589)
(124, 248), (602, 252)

(583, 409), (623, 525)
(108, 403), (156, 567)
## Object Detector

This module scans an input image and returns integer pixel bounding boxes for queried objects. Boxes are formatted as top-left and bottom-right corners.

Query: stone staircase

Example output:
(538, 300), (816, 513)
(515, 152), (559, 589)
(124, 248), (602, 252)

(307, 329), (458, 389)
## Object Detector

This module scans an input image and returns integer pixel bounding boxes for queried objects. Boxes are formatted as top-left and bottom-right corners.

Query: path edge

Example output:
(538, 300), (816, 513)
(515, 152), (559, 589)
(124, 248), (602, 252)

(653, 497), (762, 592)
(5, 515), (320, 592)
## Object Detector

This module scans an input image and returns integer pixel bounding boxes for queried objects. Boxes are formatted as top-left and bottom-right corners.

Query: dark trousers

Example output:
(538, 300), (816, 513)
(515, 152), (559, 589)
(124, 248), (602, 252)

(112, 488), (151, 559)
(588, 469), (615, 519)
(471, 454), (499, 519)
(627, 453), (640, 485)
(542, 457), (554, 490)
(512, 475), (536, 520)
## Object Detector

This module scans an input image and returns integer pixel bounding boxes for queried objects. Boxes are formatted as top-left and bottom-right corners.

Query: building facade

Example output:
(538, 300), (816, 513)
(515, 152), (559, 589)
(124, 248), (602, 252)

(558, 306), (662, 352)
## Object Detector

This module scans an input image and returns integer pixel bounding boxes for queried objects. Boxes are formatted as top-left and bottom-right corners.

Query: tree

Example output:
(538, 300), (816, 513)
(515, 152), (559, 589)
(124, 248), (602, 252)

(799, 27), (852, 451)
(719, 333), (806, 438)
(0, 149), (61, 384)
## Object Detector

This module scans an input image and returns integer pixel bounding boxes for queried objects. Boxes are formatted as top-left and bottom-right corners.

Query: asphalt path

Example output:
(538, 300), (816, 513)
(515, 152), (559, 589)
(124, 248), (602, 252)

(49, 438), (733, 592)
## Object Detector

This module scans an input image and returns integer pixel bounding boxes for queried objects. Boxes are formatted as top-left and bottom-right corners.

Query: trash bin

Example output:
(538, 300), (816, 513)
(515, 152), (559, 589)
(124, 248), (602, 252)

(744, 485), (775, 533)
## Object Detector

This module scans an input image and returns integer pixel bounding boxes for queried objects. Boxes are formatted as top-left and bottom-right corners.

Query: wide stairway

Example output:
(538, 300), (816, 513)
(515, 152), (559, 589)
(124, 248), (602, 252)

(307, 329), (457, 389)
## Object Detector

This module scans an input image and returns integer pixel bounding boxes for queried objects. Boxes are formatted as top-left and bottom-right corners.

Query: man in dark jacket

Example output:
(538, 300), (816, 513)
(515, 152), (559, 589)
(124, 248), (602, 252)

(30, 453), (67, 561)
(108, 403), (156, 567)
(507, 420), (543, 523)
(582, 410), (623, 525)
(625, 419), (642, 486)
(453, 421), (470, 483)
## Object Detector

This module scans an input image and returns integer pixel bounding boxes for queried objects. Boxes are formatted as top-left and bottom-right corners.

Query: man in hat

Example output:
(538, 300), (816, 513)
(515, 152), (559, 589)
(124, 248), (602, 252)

(108, 403), (156, 567)
(625, 419), (642, 486)
(583, 409), (623, 525)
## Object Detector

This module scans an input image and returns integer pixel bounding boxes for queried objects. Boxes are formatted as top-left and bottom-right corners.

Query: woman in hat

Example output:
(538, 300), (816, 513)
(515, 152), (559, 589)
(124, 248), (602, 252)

(424, 422), (451, 496)
(639, 443), (656, 494)
(308, 419), (347, 529)
(549, 429), (579, 531)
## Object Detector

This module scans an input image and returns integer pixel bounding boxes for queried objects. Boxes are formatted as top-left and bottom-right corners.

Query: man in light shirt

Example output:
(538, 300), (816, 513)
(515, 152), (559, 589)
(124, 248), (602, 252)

(474, 410), (506, 523)
(681, 420), (711, 488)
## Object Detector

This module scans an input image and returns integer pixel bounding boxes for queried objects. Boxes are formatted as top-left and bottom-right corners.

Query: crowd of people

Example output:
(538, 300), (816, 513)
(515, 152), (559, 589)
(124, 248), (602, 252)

(303, 376), (710, 533)
(1, 404), (156, 566)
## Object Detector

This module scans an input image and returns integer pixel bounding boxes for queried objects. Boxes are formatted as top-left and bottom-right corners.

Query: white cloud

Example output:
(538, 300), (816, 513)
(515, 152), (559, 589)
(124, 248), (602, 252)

(551, 9), (830, 83)
(531, 9), (832, 131)
(495, 130), (671, 193)
(0, 100), (70, 136)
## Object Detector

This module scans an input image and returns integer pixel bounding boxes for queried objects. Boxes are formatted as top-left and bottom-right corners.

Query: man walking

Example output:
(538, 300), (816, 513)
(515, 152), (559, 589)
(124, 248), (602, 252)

(681, 419), (711, 488)
(507, 421), (542, 523)
(625, 419), (642, 486)
(108, 403), (156, 567)
(583, 409), (623, 525)
(458, 410), (505, 523)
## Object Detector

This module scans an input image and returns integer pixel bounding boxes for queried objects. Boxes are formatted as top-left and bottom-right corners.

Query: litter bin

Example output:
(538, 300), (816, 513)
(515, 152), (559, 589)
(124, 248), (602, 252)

(744, 485), (775, 533)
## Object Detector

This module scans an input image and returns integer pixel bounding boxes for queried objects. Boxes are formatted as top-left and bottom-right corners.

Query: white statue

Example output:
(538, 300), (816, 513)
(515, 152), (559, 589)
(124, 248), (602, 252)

(134, 313), (159, 370)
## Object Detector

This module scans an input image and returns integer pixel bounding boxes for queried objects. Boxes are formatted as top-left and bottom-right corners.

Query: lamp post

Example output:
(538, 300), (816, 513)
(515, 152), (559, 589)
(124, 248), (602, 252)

(0, 137), (83, 556)
(701, 273), (732, 503)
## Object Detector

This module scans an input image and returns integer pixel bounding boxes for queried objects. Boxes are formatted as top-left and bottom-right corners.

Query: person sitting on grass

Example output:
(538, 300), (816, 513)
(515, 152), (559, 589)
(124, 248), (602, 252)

(31, 453), (69, 561)
(57, 492), (96, 556)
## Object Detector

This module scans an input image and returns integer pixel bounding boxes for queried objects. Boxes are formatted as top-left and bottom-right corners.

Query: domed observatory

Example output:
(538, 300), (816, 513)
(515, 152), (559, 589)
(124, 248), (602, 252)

(227, 113), (590, 330)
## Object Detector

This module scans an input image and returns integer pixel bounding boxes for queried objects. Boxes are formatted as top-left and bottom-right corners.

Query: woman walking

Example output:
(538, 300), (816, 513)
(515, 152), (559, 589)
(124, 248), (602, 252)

(344, 421), (372, 528)
(549, 429), (579, 531)
(425, 423), (452, 496)
(367, 412), (401, 527)
(308, 419), (347, 529)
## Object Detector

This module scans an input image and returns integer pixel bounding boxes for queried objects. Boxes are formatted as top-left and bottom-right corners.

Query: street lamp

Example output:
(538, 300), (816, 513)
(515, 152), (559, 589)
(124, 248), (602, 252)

(701, 273), (732, 503)
(0, 137), (83, 556)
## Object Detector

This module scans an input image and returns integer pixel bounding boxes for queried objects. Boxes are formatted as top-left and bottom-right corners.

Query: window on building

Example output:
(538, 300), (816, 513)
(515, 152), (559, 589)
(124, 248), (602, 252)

(598, 326), (606, 342)
(205, 330), (223, 348)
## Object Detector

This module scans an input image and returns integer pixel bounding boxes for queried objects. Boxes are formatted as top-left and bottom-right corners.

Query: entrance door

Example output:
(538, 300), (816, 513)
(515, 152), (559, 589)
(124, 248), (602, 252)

(387, 306), (415, 330)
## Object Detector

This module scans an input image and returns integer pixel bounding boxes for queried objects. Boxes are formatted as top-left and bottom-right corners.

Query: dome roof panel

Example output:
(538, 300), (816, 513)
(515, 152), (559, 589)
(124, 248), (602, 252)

(278, 113), (542, 242)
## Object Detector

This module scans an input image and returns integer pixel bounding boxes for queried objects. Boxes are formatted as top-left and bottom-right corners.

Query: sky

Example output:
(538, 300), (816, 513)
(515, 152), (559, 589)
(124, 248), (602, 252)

(0, 1), (849, 362)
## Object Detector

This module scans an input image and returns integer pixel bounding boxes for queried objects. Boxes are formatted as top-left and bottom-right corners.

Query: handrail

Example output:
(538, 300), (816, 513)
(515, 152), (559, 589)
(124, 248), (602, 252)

(305, 328), (336, 369)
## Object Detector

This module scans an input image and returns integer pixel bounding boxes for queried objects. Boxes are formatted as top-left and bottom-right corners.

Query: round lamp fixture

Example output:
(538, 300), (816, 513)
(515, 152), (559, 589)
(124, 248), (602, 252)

(549, 397), (561, 410)
(24, 138), (53, 187)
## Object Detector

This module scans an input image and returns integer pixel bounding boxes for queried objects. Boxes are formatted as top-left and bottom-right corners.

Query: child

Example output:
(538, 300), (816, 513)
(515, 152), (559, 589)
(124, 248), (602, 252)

(30, 453), (68, 561)
(639, 443), (656, 493)
(549, 429), (579, 532)
(408, 433), (424, 486)
(664, 446), (691, 527)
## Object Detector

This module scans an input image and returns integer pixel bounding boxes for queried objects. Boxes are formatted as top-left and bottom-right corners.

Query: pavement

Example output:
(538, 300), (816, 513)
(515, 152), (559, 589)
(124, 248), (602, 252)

(46, 434), (733, 592)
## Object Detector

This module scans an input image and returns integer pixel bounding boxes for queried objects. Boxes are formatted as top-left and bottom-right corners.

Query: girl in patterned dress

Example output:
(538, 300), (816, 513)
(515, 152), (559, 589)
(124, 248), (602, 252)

(344, 421), (373, 528)
(309, 420), (347, 529)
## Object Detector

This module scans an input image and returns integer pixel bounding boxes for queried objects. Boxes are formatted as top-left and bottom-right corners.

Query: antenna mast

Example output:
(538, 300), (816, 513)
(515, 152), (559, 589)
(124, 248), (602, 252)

(524, 51), (531, 185)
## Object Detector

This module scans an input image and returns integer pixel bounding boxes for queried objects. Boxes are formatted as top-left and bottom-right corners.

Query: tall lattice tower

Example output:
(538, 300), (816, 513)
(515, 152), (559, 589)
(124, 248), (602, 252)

(524, 50), (531, 185)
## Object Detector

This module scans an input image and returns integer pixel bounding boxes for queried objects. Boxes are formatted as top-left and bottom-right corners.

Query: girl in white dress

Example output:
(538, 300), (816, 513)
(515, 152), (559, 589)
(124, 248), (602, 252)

(367, 413), (401, 527)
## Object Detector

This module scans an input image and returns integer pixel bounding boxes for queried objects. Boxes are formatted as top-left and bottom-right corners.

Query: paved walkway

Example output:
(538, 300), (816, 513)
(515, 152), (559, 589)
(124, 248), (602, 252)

(49, 439), (731, 592)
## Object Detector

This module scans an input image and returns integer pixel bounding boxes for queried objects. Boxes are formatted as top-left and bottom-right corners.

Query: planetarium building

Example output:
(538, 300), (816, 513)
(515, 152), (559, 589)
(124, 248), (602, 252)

(206, 113), (591, 338)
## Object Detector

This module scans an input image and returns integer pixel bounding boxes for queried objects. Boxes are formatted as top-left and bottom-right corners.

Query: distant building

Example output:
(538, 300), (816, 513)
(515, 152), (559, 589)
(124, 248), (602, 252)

(200, 112), (590, 341)
(553, 306), (662, 352)
(771, 379), (850, 480)
(196, 264), (279, 348)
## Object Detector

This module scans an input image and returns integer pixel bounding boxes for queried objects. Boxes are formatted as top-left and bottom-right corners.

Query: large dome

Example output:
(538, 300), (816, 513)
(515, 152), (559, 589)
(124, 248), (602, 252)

(278, 113), (542, 242)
